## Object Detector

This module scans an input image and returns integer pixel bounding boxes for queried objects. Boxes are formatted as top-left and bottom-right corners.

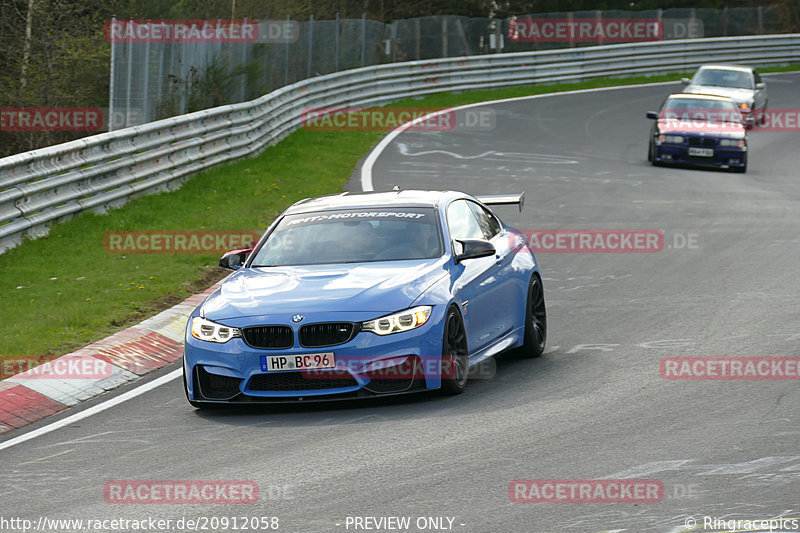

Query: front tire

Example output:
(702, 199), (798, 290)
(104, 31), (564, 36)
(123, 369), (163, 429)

(517, 274), (547, 358)
(649, 139), (662, 166)
(441, 306), (469, 395)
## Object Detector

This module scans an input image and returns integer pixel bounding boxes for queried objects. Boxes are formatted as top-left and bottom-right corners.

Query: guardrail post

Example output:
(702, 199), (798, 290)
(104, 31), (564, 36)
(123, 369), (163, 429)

(361, 12), (367, 67)
(415, 18), (421, 59)
(125, 18), (134, 128)
(335, 12), (340, 71)
(307, 14), (314, 79)
(108, 15), (116, 131)
(568, 12), (575, 48)
(143, 20), (152, 123)
(722, 6), (728, 36)
(442, 17), (448, 58)
(241, 17), (248, 102)
(284, 14), (290, 85)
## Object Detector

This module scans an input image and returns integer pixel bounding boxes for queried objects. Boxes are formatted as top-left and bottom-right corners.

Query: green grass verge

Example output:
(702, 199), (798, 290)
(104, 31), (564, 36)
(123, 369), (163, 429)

(1, 64), (798, 361)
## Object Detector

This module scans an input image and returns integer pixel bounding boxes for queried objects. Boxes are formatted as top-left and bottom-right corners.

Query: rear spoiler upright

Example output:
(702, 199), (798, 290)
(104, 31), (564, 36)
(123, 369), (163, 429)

(475, 192), (525, 212)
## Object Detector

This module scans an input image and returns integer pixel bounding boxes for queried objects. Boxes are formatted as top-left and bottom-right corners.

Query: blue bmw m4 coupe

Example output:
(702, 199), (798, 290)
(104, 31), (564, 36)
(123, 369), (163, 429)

(183, 189), (546, 407)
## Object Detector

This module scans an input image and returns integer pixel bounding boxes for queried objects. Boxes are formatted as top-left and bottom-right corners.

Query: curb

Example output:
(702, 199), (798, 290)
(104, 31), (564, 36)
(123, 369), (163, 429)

(0, 282), (221, 435)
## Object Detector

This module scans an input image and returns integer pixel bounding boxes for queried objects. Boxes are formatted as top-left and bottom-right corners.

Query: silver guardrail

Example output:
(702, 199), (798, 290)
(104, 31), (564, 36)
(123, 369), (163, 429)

(1, 34), (799, 253)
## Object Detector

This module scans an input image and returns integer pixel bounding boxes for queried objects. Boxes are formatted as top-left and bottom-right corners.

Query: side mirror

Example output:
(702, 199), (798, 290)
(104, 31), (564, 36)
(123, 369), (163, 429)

(454, 239), (495, 263)
(219, 248), (252, 270)
(756, 82), (765, 90)
(681, 77), (691, 85)
(646, 111), (658, 120)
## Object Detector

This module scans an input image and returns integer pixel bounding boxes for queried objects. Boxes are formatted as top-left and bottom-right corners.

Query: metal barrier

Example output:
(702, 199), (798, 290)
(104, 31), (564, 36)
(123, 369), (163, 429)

(1, 34), (799, 253)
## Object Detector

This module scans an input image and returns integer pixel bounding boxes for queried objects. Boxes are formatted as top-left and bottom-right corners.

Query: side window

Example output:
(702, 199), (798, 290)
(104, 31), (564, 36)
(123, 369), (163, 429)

(468, 202), (502, 240)
(753, 70), (762, 84)
(447, 200), (484, 242)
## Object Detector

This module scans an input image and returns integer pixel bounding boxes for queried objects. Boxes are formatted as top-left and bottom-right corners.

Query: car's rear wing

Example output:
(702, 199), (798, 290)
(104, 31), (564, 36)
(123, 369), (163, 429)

(476, 193), (525, 212)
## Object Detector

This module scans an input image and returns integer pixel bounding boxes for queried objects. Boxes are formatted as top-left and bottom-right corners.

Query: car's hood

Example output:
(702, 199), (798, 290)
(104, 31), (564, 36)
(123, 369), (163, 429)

(685, 85), (754, 102)
(200, 259), (449, 319)
(657, 118), (745, 137)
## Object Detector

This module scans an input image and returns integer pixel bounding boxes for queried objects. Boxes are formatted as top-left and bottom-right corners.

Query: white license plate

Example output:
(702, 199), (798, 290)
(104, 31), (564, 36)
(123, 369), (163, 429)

(688, 147), (714, 157)
(261, 353), (335, 372)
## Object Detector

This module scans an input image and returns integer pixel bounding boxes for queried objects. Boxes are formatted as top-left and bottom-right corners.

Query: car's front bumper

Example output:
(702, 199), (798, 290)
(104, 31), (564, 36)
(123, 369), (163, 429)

(653, 144), (747, 169)
(184, 308), (450, 404)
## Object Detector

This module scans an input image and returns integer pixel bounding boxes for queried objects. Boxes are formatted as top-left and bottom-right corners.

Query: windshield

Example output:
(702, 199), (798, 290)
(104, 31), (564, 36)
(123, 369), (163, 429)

(662, 98), (742, 124)
(251, 208), (443, 266)
(693, 68), (753, 89)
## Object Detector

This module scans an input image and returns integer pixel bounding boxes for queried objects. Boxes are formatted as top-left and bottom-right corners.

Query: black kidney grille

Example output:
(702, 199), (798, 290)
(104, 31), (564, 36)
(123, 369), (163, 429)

(248, 370), (357, 391)
(299, 322), (357, 348)
(242, 325), (294, 349)
(688, 136), (716, 147)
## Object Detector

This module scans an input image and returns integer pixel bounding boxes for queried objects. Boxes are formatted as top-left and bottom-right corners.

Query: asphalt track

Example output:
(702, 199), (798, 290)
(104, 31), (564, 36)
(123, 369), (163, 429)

(2, 74), (799, 533)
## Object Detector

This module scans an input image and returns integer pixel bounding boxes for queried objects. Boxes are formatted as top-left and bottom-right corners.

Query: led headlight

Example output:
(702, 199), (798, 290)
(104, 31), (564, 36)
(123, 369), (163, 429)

(190, 317), (241, 343)
(362, 306), (432, 335)
(719, 138), (745, 148)
(659, 134), (684, 144)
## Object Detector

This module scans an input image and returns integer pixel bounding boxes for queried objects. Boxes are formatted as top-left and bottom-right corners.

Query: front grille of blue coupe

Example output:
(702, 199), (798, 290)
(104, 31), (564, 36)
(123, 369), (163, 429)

(241, 325), (294, 349)
(299, 322), (358, 348)
(248, 370), (358, 391)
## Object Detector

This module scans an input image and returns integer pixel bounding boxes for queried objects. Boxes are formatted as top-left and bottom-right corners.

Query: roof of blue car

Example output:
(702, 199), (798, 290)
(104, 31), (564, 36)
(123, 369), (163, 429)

(286, 190), (461, 213)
